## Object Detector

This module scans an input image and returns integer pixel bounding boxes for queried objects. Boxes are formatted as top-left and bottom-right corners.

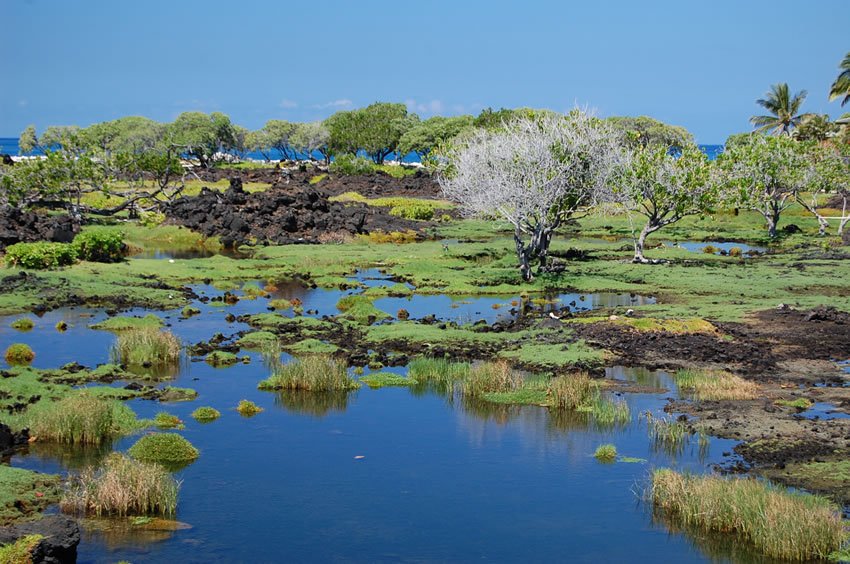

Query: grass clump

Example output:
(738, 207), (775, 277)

(128, 433), (199, 468)
(90, 314), (163, 331)
(10, 318), (34, 331)
(594, 444), (617, 462)
(236, 399), (263, 416)
(153, 412), (184, 430)
(181, 305), (200, 318)
(112, 328), (180, 367)
(258, 355), (358, 391)
(650, 469), (848, 561)
(360, 372), (417, 388)
(237, 331), (278, 349)
(205, 350), (238, 367)
(674, 369), (760, 401)
(462, 361), (522, 397)
(191, 406), (220, 422)
(27, 393), (143, 445)
(284, 338), (339, 354)
(61, 453), (178, 517)
(775, 397), (814, 410)
(4, 343), (35, 365)
(588, 396), (631, 427)
(408, 357), (470, 387)
(645, 413), (708, 455)
(335, 295), (390, 325)
(0, 534), (43, 563)
(547, 372), (596, 410)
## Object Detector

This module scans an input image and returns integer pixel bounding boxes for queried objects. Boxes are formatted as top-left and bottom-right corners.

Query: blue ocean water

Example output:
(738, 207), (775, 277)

(0, 137), (724, 161)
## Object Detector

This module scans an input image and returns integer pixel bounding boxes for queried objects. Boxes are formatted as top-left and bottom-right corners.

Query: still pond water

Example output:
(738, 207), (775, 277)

(0, 267), (770, 563)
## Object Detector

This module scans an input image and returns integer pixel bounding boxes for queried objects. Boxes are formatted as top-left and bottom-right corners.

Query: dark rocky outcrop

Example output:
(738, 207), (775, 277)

(162, 181), (427, 247)
(0, 423), (29, 456)
(0, 208), (79, 250)
(0, 515), (80, 563)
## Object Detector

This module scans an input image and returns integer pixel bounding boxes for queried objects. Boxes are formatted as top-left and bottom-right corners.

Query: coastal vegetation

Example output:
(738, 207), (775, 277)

(127, 433), (199, 468)
(111, 328), (180, 367)
(258, 356), (358, 392)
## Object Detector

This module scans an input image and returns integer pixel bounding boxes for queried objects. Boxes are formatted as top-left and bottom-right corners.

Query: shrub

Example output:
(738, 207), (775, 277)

(650, 469), (847, 561)
(397, 308), (410, 320)
(27, 394), (142, 445)
(390, 204), (434, 220)
(548, 372), (596, 410)
(61, 453), (178, 517)
(128, 433), (199, 467)
(72, 230), (125, 262)
(463, 361), (522, 397)
(594, 444), (617, 462)
(4, 241), (77, 269)
(191, 406), (221, 422)
(728, 246), (743, 257)
(258, 355), (358, 391)
(236, 399), (263, 416)
(112, 328), (180, 366)
(701, 244), (718, 254)
(360, 230), (419, 244)
(4, 343), (34, 365)
(10, 318), (34, 331)
(330, 154), (374, 176)
(139, 211), (167, 227)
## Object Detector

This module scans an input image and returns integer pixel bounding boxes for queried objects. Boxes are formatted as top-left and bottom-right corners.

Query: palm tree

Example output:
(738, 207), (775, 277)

(750, 83), (808, 135)
(829, 52), (850, 106)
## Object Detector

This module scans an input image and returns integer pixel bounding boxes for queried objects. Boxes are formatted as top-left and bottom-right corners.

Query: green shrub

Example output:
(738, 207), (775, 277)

(258, 355), (358, 391)
(191, 406), (221, 422)
(236, 399), (263, 416)
(702, 244), (719, 254)
(112, 328), (180, 367)
(650, 469), (847, 561)
(139, 211), (166, 227)
(594, 444), (617, 462)
(728, 246), (743, 257)
(4, 343), (35, 365)
(61, 453), (178, 517)
(27, 393), (143, 445)
(10, 318), (34, 331)
(128, 433), (199, 467)
(330, 154), (374, 176)
(390, 204), (434, 220)
(4, 241), (77, 269)
(72, 230), (125, 262)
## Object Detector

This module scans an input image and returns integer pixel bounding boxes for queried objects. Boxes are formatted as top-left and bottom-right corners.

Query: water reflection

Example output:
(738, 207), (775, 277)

(272, 390), (355, 417)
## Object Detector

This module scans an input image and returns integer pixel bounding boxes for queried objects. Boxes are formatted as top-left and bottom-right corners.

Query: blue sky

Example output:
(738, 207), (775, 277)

(2, 0), (848, 143)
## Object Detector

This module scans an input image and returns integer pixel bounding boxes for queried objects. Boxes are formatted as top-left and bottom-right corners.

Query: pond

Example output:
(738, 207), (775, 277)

(0, 274), (772, 563)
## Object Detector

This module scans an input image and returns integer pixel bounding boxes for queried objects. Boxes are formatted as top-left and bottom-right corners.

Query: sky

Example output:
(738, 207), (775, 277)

(2, 0), (849, 143)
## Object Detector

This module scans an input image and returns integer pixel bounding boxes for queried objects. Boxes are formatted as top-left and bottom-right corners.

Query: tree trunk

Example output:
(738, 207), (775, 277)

(633, 223), (656, 263)
(765, 205), (780, 238)
(514, 230), (533, 281)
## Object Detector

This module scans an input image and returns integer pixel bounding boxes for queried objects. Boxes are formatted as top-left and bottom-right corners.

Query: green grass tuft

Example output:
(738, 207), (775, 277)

(205, 350), (238, 367)
(112, 328), (180, 367)
(594, 443), (618, 462)
(236, 399), (263, 416)
(191, 406), (221, 422)
(90, 314), (163, 331)
(10, 318), (34, 331)
(128, 433), (199, 469)
(27, 393), (145, 445)
(153, 412), (184, 430)
(0, 534), (43, 563)
(61, 453), (178, 517)
(360, 372), (417, 388)
(651, 469), (848, 561)
(4, 343), (35, 365)
(259, 355), (358, 392)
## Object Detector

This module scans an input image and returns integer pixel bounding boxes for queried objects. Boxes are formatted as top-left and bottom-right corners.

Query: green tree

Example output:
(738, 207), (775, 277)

(18, 125), (38, 154)
(260, 120), (298, 160)
(326, 103), (417, 164)
(398, 115), (474, 159)
(606, 116), (694, 150)
(246, 129), (274, 161)
(166, 112), (237, 168)
(750, 83), (808, 135)
(79, 117), (164, 154)
(718, 135), (810, 237)
(616, 144), (716, 262)
(829, 51), (850, 107)
(792, 114), (839, 142)
(289, 121), (331, 163)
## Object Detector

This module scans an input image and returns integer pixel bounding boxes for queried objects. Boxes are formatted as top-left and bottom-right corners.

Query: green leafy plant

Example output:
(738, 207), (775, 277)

(4, 241), (78, 269)
(72, 230), (125, 262)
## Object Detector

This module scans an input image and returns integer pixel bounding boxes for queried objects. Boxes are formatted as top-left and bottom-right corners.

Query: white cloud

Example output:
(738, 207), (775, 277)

(312, 99), (353, 109)
(279, 99), (298, 109)
(405, 99), (445, 115)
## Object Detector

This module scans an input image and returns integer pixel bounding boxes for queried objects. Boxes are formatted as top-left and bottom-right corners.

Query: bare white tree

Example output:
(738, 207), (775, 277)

(439, 110), (627, 280)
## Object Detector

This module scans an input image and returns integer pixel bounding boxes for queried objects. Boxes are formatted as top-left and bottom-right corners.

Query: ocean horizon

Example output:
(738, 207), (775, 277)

(0, 137), (725, 161)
